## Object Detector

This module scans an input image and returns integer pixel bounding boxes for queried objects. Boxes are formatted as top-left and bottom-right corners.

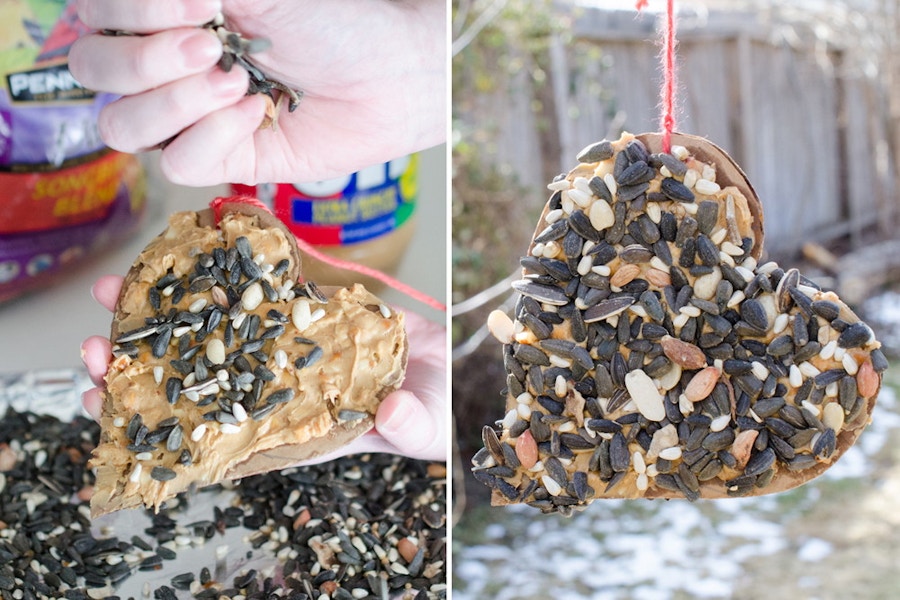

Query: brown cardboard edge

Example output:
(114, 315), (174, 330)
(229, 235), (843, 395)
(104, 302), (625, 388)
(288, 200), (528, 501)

(224, 418), (376, 480)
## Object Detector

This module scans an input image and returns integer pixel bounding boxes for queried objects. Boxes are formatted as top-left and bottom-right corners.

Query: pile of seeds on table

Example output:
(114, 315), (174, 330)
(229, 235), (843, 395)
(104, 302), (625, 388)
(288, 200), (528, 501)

(108, 230), (350, 486)
(473, 134), (887, 515)
(0, 408), (446, 599)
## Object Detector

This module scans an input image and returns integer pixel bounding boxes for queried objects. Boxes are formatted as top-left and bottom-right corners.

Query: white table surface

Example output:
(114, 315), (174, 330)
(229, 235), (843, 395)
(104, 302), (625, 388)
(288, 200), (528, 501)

(0, 144), (446, 374)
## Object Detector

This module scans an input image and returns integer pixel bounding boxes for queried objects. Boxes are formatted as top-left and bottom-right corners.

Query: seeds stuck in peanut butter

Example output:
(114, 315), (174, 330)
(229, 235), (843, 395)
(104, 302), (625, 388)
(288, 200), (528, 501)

(473, 134), (885, 515)
(111, 234), (335, 484)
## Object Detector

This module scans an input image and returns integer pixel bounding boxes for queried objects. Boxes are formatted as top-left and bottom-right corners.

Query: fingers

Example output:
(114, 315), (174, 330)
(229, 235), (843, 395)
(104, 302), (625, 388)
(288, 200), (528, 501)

(76, 0), (222, 33)
(81, 387), (104, 422)
(371, 316), (447, 461)
(83, 275), (121, 422)
(159, 95), (267, 186)
(375, 390), (445, 461)
(402, 312), (446, 366)
(81, 336), (113, 386)
(70, 28), (222, 96)
(98, 67), (249, 152)
(91, 275), (125, 312)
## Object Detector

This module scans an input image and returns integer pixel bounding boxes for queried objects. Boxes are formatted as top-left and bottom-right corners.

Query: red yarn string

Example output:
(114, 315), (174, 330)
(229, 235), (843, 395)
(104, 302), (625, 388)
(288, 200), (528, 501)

(636, 0), (677, 152)
(291, 236), (447, 312)
(210, 194), (268, 222)
(209, 196), (447, 312)
(661, 0), (676, 152)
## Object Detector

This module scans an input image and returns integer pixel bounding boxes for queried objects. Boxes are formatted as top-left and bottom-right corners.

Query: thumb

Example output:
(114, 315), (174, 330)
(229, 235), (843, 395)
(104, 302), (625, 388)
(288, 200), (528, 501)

(375, 390), (444, 461)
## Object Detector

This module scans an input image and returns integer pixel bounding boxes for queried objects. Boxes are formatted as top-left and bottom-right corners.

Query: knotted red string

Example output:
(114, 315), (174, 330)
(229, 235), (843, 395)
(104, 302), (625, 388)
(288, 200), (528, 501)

(209, 196), (446, 312)
(636, 0), (677, 152)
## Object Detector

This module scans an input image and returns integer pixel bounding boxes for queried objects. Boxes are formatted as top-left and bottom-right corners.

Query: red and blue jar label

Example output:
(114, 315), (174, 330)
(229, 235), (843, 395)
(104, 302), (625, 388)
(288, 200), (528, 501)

(234, 154), (417, 246)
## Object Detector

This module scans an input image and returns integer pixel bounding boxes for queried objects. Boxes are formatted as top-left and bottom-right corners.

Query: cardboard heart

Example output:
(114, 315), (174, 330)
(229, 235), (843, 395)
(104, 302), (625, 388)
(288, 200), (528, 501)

(474, 133), (886, 514)
(90, 201), (408, 517)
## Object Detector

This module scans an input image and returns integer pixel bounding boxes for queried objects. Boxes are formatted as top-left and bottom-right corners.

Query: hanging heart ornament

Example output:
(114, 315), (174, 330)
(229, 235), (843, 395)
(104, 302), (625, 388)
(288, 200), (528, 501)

(474, 132), (886, 514)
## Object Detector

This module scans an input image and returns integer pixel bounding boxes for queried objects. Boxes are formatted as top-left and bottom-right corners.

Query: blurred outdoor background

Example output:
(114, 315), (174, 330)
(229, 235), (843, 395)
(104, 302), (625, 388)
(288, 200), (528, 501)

(451, 0), (900, 598)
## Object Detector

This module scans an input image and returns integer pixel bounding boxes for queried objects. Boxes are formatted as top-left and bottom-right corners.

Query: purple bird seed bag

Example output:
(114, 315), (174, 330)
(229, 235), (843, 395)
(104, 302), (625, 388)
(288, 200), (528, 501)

(0, 0), (145, 301)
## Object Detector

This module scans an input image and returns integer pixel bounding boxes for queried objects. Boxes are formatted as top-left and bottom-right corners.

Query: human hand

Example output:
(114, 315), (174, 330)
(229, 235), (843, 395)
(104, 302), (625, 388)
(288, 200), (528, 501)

(68, 0), (446, 186)
(81, 275), (447, 463)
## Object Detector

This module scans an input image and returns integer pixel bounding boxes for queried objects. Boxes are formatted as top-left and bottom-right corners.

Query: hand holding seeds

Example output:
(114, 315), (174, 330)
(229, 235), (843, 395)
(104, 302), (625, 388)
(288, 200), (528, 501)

(69, 0), (446, 186)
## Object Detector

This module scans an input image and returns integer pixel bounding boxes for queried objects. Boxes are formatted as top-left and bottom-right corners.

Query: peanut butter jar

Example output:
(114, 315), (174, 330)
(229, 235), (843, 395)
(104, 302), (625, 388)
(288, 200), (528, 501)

(232, 155), (417, 290)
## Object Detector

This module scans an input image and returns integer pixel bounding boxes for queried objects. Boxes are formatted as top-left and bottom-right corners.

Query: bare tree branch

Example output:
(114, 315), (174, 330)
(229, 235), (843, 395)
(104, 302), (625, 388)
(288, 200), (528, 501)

(451, 269), (519, 317)
(452, 0), (510, 57)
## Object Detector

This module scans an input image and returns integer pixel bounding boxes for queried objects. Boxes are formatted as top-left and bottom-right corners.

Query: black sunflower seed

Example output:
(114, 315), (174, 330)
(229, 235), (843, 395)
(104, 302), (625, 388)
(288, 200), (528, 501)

(253, 365), (276, 381)
(740, 298), (769, 331)
(576, 140), (614, 163)
(338, 409), (369, 422)
(619, 244), (653, 264)
(156, 272), (179, 289)
(151, 466), (177, 481)
(265, 388), (295, 405)
(240, 257), (262, 281)
(609, 432), (629, 472)
(534, 220), (569, 244)
(512, 280), (570, 306)
(588, 176), (612, 202)
(870, 348), (889, 372)
(235, 236), (252, 260)
(272, 258), (290, 276)
(137, 427), (160, 450)
(617, 161), (654, 186)
(202, 308), (222, 334)
(152, 326), (173, 358)
(171, 285), (185, 305)
(661, 177), (694, 202)
(251, 404), (276, 420)
(189, 276), (216, 293)
(695, 234), (719, 266)
(305, 345), (323, 367)
(166, 425), (184, 452)
(744, 448), (775, 477)
(811, 300), (841, 321)
(261, 279), (278, 302)
(837, 322), (870, 348)
(696, 201), (719, 235)
(149, 287), (161, 311)
(813, 428), (836, 459)
(115, 324), (158, 344)
(126, 413), (143, 440)
(145, 426), (173, 445)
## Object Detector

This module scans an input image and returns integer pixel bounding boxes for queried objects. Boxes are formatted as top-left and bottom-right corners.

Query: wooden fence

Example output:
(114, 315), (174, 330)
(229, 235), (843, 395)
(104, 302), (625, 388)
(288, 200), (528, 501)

(456, 7), (898, 256)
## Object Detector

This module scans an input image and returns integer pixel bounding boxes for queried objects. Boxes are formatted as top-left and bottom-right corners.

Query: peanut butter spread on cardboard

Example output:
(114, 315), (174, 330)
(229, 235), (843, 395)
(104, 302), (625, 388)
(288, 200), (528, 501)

(90, 207), (407, 517)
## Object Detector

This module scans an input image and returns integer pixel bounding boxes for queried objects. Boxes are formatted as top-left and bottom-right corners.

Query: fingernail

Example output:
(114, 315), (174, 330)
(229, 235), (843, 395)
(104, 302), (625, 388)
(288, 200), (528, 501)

(207, 67), (247, 93)
(80, 393), (92, 419)
(81, 390), (96, 421)
(378, 391), (426, 436)
(179, 31), (221, 70)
